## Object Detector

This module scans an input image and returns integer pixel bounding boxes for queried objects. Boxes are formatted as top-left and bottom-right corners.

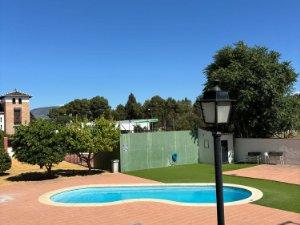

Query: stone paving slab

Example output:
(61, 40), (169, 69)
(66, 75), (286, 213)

(224, 164), (300, 185)
(0, 172), (299, 225)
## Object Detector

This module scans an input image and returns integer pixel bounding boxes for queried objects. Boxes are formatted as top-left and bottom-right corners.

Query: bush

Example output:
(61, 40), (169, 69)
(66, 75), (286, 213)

(0, 130), (4, 148)
(0, 150), (11, 174)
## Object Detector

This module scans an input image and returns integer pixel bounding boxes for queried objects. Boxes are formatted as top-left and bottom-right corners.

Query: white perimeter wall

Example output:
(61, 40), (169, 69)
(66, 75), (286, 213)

(235, 138), (300, 165)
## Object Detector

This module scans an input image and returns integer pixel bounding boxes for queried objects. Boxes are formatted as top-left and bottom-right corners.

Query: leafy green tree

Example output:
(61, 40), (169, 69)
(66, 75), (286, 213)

(273, 94), (300, 138)
(143, 96), (201, 131)
(133, 124), (148, 133)
(12, 119), (66, 174)
(65, 99), (91, 119)
(143, 95), (166, 130)
(62, 118), (120, 171)
(193, 96), (203, 120)
(125, 93), (143, 119)
(192, 95), (207, 128)
(112, 104), (127, 121)
(49, 107), (72, 124)
(174, 98), (194, 130)
(164, 98), (179, 130)
(0, 131), (11, 174)
(49, 96), (111, 123)
(49, 99), (91, 122)
(90, 96), (111, 119)
(204, 41), (298, 138)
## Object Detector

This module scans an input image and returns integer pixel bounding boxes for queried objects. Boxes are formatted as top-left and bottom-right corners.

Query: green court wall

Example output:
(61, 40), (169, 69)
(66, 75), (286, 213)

(120, 130), (198, 172)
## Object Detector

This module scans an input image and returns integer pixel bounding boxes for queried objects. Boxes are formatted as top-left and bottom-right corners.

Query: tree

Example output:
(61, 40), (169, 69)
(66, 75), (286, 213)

(175, 98), (194, 130)
(164, 98), (179, 130)
(192, 95), (207, 128)
(112, 104), (127, 121)
(49, 99), (91, 123)
(90, 96), (111, 119)
(204, 41), (298, 137)
(62, 118), (120, 171)
(193, 96), (203, 121)
(142, 96), (201, 131)
(49, 96), (112, 123)
(273, 94), (300, 138)
(133, 125), (148, 133)
(0, 131), (11, 174)
(49, 107), (71, 124)
(143, 96), (166, 130)
(65, 99), (91, 119)
(125, 93), (143, 119)
(12, 119), (65, 174)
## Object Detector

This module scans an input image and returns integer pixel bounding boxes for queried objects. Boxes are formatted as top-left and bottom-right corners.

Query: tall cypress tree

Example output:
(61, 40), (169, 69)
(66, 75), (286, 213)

(125, 93), (143, 119)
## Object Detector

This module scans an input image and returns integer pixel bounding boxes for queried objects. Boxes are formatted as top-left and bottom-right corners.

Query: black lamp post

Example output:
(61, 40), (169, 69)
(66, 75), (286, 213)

(147, 108), (153, 131)
(200, 80), (234, 225)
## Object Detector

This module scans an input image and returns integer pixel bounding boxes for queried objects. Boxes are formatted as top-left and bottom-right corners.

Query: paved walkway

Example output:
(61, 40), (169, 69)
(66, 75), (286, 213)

(224, 164), (300, 185)
(0, 173), (299, 225)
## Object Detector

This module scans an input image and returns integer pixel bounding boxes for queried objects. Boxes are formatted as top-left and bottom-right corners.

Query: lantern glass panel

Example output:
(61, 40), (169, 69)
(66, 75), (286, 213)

(201, 102), (216, 123)
(217, 102), (231, 123)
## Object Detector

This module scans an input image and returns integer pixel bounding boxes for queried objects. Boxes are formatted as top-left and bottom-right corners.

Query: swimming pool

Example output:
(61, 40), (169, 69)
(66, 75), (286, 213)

(39, 184), (263, 207)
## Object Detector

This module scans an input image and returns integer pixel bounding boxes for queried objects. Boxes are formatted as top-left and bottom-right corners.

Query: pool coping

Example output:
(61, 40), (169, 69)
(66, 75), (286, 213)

(38, 183), (263, 207)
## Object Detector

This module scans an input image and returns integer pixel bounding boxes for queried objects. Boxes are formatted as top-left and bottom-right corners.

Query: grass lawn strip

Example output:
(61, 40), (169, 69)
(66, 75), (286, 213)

(126, 163), (300, 213)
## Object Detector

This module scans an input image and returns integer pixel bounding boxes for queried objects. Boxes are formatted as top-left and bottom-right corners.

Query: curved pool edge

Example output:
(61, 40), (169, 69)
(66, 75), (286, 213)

(39, 183), (263, 207)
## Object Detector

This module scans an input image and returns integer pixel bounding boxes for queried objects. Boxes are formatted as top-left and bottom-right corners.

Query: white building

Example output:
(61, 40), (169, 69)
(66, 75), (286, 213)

(84, 118), (158, 133)
(0, 90), (31, 134)
(117, 119), (158, 133)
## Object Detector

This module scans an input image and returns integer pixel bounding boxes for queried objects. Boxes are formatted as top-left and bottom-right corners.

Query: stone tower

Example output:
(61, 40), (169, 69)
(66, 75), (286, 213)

(0, 90), (31, 135)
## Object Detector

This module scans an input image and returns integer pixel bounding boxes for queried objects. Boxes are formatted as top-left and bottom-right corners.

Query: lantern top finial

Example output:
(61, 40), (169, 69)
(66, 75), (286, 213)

(202, 80), (231, 102)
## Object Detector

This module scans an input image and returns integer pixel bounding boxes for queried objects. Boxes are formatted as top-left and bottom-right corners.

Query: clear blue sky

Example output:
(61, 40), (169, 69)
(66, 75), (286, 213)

(1, 0), (299, 109)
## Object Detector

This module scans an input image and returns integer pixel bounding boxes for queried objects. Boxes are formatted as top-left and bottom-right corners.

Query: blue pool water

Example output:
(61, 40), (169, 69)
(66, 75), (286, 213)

(50, 185), (252, 204)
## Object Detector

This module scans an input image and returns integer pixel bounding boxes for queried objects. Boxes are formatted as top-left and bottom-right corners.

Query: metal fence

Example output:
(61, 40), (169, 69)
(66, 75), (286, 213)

(64, 154), (94, 168)
(120, 130), (198, 172)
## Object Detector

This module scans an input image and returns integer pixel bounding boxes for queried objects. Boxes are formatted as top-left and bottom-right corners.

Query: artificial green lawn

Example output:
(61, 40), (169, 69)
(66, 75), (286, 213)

(126, 163), (300, 213)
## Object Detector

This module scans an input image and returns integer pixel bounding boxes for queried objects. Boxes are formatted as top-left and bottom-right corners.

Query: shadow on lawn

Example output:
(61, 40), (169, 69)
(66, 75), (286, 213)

(0, 172), (10, 176)
(6, 169), (104, 182)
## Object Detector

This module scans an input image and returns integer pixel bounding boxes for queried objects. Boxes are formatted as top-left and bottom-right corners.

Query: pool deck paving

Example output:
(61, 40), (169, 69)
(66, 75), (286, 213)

(0, 172), (299, 225)
(224, 164), (300, 185)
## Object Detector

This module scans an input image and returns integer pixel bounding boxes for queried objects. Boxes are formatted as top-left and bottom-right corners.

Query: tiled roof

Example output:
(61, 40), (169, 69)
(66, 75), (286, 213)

(0, 89), (32, 99)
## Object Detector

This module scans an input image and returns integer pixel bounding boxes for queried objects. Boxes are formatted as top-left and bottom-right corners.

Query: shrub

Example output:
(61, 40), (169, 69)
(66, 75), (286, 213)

(0, 130), (11, 174)
(0, 149), (11, 174)
(0, 130), (4, 148)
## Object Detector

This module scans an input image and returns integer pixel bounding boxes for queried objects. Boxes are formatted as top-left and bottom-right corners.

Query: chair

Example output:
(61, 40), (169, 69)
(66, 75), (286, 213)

(263, 152), (270, 164)
(247, 152), (261, 164)
(268, 152), (284, 164)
